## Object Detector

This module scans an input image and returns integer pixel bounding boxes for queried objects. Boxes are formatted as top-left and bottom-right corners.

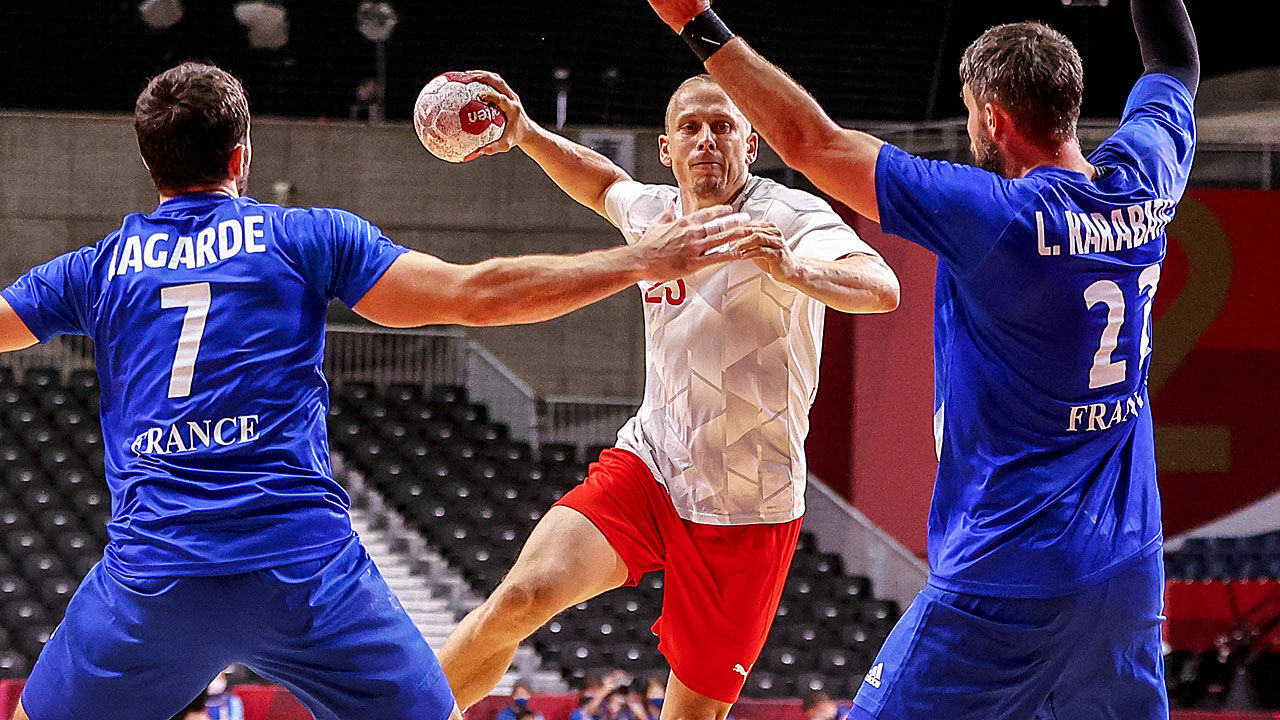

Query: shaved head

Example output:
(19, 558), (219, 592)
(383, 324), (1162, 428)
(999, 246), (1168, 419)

(658, 74), (758, 207)
(664, 74), (750, 133)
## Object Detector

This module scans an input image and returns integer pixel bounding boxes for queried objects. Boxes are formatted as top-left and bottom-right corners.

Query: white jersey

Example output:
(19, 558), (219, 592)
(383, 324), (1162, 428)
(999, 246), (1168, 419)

(605, 175), (879, 525)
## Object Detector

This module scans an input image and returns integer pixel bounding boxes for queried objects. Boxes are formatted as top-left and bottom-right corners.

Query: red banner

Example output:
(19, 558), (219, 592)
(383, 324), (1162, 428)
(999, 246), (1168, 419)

(1155, 190), (1280, 534)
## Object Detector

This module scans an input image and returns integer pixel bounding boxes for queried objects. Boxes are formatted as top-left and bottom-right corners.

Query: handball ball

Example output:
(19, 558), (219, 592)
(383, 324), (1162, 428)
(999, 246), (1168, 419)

(413, 72), (507, 163)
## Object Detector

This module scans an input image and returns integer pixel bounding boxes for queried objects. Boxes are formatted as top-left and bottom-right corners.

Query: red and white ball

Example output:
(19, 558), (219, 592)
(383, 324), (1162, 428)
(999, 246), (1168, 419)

(413, 72), (507, 163)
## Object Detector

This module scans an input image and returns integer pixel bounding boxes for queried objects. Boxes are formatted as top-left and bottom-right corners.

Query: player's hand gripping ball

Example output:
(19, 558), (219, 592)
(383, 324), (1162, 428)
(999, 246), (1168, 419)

(413, 72), (507, 163)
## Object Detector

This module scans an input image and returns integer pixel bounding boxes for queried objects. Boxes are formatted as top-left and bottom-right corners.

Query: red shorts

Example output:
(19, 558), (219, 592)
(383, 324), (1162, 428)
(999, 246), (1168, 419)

(553, 448), (802, 704)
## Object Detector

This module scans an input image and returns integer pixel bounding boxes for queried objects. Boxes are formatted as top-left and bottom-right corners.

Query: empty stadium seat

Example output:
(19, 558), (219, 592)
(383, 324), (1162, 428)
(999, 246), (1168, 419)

(760, 646), (808, 674)
(319, 380), (912, 688)
(743, 671), (791, 698)
(539, 442), (578, 465)
(428, 384), (467, 404)
(66, 369), (98, 397)
(0, 368), (110, 673)
(607, 641), (659, 674)
(818, 647), (866, 676)
(2, 598), (47, 628)
(0, 649), (30, 679)
(20, 367), (59, 392)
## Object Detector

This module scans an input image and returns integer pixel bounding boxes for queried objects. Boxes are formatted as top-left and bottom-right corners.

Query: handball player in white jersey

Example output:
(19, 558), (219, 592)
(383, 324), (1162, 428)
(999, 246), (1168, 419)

(439, 73), (900, 720)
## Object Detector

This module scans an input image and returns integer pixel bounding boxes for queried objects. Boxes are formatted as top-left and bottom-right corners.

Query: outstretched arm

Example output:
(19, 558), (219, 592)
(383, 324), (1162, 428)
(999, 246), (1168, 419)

(353, 205), (751, 327)
(0, 296), (38, 353)
(467, 71), (630, 221)
(646, 2), (884, 221)
(1132, 0), (1199, 95)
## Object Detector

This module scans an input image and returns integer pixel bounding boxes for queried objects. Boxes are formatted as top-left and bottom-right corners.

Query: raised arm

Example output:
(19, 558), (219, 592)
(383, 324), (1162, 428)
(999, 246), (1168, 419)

(0, 296), (39, 353)
(1132, 0), (1199, 94)
(646, 2), (885, 222)
(466, 71), (630, 221)
(353, 205), (750, 328)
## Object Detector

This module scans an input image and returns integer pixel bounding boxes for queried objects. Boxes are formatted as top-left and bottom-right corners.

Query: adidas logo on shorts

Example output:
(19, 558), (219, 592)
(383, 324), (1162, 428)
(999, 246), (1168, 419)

(864, 662), (884, 689)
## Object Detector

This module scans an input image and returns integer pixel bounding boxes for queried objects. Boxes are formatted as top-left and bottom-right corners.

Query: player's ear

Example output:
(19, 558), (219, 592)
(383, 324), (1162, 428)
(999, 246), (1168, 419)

(984, 101), (1012, 143)
(229, 142), (251, 181)
(745, 132), (759, 165)
(658, 134), (673, 168)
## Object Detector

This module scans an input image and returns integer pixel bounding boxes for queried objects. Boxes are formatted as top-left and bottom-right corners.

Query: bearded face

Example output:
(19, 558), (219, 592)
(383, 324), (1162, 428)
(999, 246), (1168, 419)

(963, 85), (1012, 178)
(971, 127), (1008, 176)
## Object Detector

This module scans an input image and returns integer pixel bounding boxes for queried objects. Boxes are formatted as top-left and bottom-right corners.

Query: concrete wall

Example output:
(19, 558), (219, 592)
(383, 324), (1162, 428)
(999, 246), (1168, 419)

(2, 111), (769, 396)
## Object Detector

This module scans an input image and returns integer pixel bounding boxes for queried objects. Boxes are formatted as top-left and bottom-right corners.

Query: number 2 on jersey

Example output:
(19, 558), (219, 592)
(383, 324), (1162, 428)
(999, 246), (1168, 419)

(1083, 264), (1160, 389)
(160, 282), (211, 399)
(644, 279), (687, 305)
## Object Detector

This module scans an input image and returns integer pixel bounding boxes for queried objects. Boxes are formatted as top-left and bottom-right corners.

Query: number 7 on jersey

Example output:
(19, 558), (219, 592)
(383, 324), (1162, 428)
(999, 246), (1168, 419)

(160, 282), (211, 399)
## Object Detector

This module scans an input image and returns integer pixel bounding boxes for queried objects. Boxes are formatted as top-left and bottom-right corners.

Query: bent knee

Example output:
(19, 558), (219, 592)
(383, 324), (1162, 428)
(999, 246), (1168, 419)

(483, 576), (570, 629)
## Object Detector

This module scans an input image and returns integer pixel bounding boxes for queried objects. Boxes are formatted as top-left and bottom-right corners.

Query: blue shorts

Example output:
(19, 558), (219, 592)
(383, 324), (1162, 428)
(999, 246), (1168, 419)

(21, 537), (455, 720)
(849, 549), (1167, 720)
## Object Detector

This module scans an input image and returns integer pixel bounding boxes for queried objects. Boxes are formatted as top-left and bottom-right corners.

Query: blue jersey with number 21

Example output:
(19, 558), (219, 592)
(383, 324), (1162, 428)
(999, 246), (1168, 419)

(1, 195), (407, 577)
(875, 74), (1196, 597)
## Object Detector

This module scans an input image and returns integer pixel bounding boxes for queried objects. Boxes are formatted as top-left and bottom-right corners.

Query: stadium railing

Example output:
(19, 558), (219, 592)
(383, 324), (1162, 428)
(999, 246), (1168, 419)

(841, 119), (1278, 190)
(0, 325), (554, 450)
(538, 395), (640, 450)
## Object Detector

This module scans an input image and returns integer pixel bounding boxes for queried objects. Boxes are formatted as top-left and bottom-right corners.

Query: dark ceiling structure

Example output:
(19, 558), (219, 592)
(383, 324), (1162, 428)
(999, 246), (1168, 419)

(1, 1), (1273, 126)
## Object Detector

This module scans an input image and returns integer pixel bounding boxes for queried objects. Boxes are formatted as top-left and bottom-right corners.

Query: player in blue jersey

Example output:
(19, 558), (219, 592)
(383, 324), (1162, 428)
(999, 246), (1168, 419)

(644, 0), (1197, 718)
(0, 62), (755, 720)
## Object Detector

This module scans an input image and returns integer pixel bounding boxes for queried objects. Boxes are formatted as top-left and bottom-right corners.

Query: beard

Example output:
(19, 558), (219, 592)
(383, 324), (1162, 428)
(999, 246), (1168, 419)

(690, 174), (727, 201)
(971, 132), (1008, 177)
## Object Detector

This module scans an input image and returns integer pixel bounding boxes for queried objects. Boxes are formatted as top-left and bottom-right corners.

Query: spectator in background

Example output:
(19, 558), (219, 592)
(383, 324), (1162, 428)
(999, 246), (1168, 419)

(572, 671), (648, 720)
(641, 675), (665, 720)
(515, 711), (538, 720)
(170, 690), (210, 720)
(204, 668), (244, 720)
(570, 675), (608, 720)
(801, 690), (839, 720)
(600, 686), (648, 720)
(497, 680), (543, 720)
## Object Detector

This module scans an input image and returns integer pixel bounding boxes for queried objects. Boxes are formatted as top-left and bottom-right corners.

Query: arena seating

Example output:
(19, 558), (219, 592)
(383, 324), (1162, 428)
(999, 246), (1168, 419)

(327, 381), (901, 697)
(1, 369), (901, 695)
(7, 367), (1280, 709)
(0, 367), (106, 678)
(1166, 535), (1280, 582)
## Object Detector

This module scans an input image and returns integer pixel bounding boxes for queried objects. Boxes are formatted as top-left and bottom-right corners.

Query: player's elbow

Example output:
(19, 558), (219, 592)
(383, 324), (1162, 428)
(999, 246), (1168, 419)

(873, 277), (901, 313)
(859, 263), (901, 314)
(773, 121), (846, 176)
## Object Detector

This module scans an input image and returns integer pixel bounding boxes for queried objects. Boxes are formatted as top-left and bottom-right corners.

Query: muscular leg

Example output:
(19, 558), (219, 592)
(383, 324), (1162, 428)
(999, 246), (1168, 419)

(438, 506), (630, 709)
(660, 671), (732, 720)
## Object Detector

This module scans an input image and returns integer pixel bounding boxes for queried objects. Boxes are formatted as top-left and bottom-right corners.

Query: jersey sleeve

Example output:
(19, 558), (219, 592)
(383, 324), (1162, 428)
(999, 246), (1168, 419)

(1089, 73), (1196, 199)
(875, 144), (1027, 273)
(286, 207), (409, 307)
(603, 180), (650, 233)
(766, 197), (879, 262)
(604, 180), (679, 242)
(0, 246), (97, 342)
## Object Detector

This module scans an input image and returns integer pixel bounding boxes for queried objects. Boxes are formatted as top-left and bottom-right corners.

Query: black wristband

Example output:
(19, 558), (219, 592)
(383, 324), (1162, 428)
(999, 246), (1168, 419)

(681, 9), (735, 63)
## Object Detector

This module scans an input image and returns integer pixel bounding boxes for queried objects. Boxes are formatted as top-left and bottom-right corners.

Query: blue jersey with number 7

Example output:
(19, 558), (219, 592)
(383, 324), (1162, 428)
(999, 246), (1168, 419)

(1, 194), (407, 577)
(874, 74), (1196, 597)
